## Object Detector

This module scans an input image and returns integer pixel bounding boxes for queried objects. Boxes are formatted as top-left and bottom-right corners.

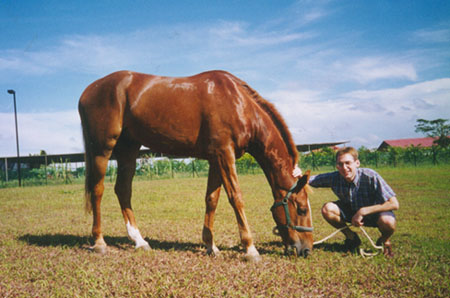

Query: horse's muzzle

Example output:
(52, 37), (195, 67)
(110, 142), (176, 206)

(287, 242), (312, 258)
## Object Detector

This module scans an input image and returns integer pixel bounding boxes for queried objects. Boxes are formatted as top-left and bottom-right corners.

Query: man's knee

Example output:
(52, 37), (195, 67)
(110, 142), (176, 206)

(322, 202), (339, 219)
(378, 212), (396, 231)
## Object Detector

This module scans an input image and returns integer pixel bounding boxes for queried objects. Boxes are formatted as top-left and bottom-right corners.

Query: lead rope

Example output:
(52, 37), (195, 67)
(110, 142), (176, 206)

(313, 226), (384, 258)
(358, 226), (384, 258)
(286, 191), (382, 258)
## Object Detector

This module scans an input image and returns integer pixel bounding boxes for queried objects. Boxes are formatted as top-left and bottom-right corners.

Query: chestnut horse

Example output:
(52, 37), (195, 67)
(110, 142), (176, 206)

(78, 70), (313, 260)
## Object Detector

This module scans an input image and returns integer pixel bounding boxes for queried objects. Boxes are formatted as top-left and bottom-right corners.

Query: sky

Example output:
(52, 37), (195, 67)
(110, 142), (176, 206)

(1, 0), (449, 156)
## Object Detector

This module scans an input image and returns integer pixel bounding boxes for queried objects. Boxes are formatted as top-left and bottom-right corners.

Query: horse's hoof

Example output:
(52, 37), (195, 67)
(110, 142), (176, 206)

(206, 249), (220, 257)
(206, 245), (220, 257)
(243, 253), (261, 263)
(243, 245), (261, 262)
(92, 245), (107, 255)
(136, 243), (151, 251)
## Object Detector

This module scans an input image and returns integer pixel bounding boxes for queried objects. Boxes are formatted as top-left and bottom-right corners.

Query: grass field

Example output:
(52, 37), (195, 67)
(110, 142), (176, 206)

(0, 166), (449, 297)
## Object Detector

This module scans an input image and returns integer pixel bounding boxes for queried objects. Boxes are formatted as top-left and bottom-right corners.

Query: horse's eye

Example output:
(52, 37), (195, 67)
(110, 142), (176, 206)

(297, 207), (307, 216)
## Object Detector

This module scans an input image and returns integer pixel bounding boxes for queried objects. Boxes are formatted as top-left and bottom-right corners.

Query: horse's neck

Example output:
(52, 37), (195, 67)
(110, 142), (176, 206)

(249, 132), (295, 197)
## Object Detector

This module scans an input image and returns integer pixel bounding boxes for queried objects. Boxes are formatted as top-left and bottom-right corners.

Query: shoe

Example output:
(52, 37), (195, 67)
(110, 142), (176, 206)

(344, 234), (361, 251)
(377, 238), (394, 257)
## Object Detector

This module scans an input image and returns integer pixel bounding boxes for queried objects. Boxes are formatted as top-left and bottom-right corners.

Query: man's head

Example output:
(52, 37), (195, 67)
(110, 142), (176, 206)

(335, 147), (360, 182)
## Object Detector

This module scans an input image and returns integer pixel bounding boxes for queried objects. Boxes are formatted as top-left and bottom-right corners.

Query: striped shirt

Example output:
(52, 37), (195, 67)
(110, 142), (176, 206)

(309, 168), (396, 212)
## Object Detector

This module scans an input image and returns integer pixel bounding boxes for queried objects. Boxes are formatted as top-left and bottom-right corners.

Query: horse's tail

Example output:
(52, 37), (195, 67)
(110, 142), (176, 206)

(78, 101), (94, 214)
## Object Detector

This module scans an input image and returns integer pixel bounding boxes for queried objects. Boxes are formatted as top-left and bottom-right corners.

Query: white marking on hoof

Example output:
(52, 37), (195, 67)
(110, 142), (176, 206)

(136, 243), (151, 251)
(244, 245), (261, 262)
(206, 244), (220, 256)
(126, 222), (150, 250)
(92, 244), (107, 255)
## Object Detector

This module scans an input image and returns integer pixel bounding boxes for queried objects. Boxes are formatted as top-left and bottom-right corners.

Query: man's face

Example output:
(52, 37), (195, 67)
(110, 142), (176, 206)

(336, 153), (360, 182)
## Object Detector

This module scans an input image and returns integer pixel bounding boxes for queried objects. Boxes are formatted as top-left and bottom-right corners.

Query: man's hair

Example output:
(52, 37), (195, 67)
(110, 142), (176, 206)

(335, 147), (359, 163)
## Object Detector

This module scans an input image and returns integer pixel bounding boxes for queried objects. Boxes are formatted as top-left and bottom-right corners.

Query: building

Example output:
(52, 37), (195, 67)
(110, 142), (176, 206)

(377, 137), (438, 151)
(296, 141), (349, 152)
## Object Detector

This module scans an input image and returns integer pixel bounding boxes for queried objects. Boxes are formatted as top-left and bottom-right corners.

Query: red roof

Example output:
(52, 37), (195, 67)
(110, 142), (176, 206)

(377, 137), (437, 150)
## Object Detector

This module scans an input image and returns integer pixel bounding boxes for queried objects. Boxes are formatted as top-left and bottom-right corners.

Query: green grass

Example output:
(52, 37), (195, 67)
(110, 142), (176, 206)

(0, 166), (449, 297)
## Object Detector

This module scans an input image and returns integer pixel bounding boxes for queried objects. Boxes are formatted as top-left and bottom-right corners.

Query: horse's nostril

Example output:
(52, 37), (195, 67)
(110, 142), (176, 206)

(289, 243), (312, 258)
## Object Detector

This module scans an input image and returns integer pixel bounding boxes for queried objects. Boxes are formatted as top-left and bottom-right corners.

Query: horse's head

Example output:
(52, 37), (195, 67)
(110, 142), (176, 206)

(271, 170), (313, 257)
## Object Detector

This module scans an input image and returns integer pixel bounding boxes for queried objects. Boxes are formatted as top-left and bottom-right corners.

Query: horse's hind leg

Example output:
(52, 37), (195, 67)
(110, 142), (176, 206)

(202, 161), (222, 256)
(89, 154), (111, 254)
(114, 139), (150, 251)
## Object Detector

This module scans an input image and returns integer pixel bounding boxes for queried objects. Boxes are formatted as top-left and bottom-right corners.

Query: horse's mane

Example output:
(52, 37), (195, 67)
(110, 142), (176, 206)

(239, 80), (299, 165)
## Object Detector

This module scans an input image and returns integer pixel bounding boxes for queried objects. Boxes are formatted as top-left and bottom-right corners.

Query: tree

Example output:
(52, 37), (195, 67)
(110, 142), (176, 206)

(236, 153), (258, 174)
(387, 146), (402, 167)
(414, 118), (450, 148)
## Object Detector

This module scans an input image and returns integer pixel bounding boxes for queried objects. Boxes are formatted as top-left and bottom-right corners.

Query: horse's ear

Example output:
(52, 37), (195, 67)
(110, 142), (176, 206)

(304, 170), (311, 179)
(293, 170), (310, 193)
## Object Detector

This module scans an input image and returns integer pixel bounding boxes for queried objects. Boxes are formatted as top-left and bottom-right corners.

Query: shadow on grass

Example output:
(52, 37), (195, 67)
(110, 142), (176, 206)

(258, 240), (348, 254)
(18, 233), (203, 253)
(18, 234), (348, 256)
(313, 242), (348, 253)
(18, 234), (91, 248)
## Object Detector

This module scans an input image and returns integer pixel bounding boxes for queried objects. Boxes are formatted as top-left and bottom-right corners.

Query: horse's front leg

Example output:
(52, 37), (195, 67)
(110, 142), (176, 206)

(202, 162), (222, 256)
(217, 152), (261, 262)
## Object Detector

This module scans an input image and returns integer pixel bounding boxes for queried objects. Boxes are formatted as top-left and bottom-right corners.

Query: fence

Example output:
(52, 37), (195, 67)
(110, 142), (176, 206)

(1, 146), (449, 188)
(300, 145), (450, 170)
(0, 153), (263, 188)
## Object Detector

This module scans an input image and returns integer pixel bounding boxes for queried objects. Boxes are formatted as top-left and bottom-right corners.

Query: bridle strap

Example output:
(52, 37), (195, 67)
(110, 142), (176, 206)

(270, 180), (313, 233)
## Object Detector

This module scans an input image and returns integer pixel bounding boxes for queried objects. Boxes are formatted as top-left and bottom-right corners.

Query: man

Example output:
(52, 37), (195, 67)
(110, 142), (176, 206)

(293, 147), (399, 257)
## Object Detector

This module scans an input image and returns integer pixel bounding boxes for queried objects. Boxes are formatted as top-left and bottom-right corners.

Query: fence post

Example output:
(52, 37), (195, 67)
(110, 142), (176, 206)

(375, 151), (378, 168)
(45, 154), (48, 185)
(4, 158), (8, 182)
(192, 158), (198, 177)
(431, 146), (438, 165)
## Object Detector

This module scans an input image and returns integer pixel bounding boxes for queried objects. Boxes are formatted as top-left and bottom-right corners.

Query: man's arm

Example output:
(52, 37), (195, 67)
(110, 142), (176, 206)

(292, 165), (336, 188)
(351, 196), (399, 227)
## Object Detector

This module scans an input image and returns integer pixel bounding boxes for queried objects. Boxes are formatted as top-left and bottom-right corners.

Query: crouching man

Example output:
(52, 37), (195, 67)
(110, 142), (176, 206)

(293, 147), (399, 257)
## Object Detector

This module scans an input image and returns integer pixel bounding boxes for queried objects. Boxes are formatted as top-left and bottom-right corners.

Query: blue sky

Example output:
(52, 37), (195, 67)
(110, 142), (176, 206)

(1, 0), (449, 156)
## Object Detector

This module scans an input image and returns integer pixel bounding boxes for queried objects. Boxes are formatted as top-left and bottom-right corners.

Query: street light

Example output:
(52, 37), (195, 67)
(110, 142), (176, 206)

(7, 89), (21, 187)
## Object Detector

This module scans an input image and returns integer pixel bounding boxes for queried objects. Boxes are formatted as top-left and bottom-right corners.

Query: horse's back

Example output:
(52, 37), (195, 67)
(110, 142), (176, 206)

(79, 70), (258, 157)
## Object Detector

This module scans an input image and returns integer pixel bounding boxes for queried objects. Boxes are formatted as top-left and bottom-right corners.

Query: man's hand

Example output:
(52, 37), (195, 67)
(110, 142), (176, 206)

(292, 165), (302, 178)
(351, 209), (365, 227)
(351, 198), (399, 227)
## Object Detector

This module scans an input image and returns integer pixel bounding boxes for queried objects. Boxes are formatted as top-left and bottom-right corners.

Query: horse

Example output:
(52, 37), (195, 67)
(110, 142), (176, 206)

(78, 70), (313, 261)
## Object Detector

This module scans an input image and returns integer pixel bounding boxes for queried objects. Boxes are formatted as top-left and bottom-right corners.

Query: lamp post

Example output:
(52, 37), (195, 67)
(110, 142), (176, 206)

(7, 89), (21, 187)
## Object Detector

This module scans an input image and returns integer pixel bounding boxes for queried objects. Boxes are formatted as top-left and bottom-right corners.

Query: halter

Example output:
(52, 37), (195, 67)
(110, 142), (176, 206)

(270, 180), (314, 233)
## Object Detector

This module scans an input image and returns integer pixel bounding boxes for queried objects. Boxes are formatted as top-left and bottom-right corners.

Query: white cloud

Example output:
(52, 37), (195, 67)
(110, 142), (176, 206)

(0, 35), (134, 77)
(289, 0), (331, 27)
(269, 78), (450, 149)
(0, 110), (82, 156)
(345, 78), (450, 104)
(0, 51), (52, 75)
(412, 28), (450, 43)
(345, 57), (418, 84)
(0, 21), (316, 80)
